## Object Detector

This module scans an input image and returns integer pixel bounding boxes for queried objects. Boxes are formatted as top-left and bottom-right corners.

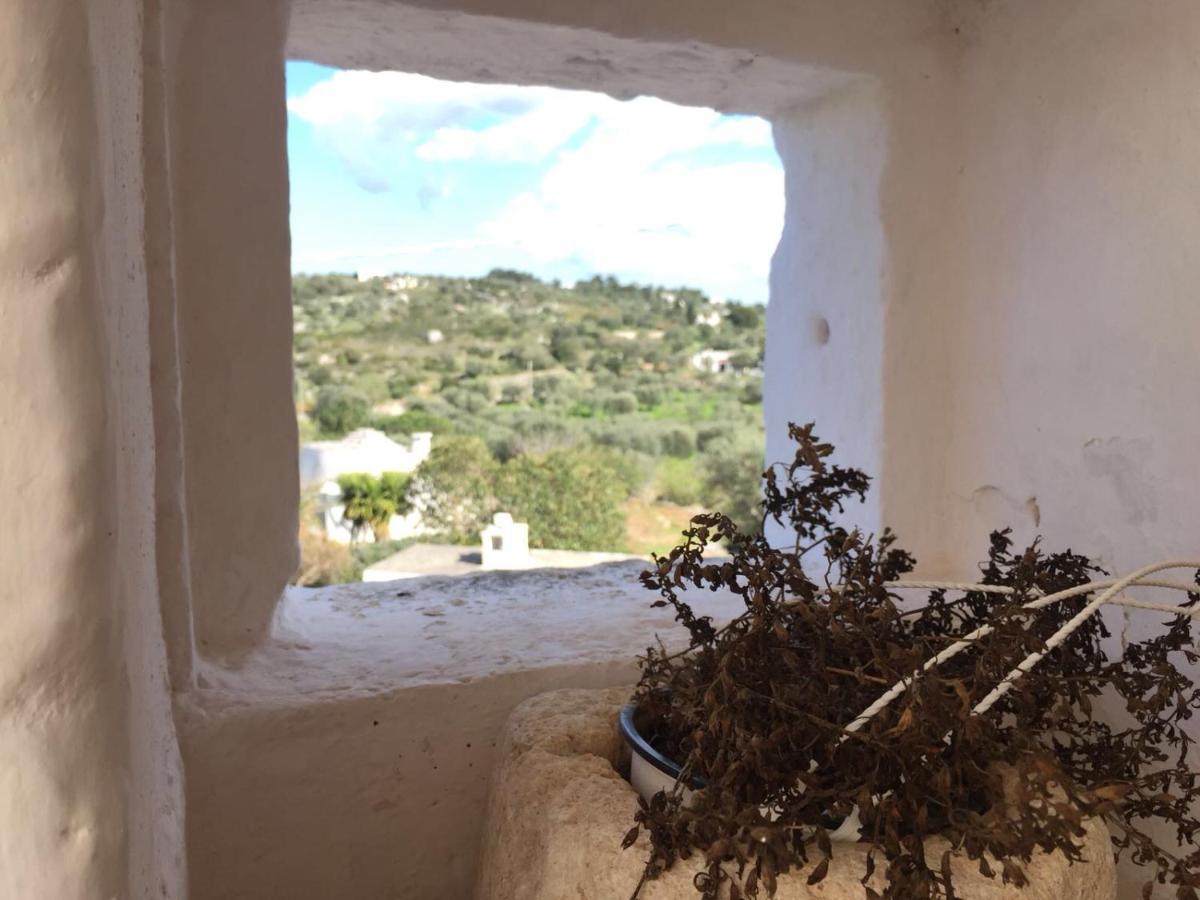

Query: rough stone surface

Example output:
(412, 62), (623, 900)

(288, 1), (867, 117)
(182, 562), (744, 900)
(476, 689), (1118, 900)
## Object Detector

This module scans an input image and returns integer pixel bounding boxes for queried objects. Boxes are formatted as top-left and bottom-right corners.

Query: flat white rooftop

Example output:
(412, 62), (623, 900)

(361, 541), (640, 581)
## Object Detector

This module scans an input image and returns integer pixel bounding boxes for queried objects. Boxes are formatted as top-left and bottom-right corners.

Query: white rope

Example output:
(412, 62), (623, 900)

(840, 564), (1200, 735)
(885, 577), (1199, 599)
(972, 561), (1200, 717)
(888, 579), (1200, 619)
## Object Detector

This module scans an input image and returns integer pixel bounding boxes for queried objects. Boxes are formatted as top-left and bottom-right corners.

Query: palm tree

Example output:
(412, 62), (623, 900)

(337, 472), (411, 542)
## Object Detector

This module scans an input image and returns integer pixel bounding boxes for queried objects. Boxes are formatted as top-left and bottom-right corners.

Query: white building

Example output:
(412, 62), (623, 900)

(316, 479), (426, 546)
(690, 348), (735, 374)
(298, 428), (432, 488)
(480, 512), (531, 570)
(299, 429), (434, 544)
(361, 512), (638, 581)
(384, 274), (421, 292)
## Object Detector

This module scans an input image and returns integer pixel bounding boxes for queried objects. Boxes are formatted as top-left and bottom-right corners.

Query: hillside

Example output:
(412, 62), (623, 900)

(292, 269), (766, 565)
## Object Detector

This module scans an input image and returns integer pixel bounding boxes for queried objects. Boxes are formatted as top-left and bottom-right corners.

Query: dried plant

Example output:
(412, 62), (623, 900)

(627, 422), (1200, 899)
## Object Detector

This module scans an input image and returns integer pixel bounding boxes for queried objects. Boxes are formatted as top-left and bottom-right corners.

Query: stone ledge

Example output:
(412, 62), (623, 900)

(184, 563), (744, 900)
(475, 688), (1118, 900)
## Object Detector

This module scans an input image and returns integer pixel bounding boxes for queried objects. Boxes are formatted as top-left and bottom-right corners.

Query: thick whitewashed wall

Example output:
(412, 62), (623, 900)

(288, 0), (946, 89)
(766, 84), (888, 541)
(0, 0), (186, 896)
(936, 1), (1200, 587)
(763, 1), (1200, 606)
(164, 0), (298, 658)
(0, 0), (1181, 897)
(934, 13), (1200, 890)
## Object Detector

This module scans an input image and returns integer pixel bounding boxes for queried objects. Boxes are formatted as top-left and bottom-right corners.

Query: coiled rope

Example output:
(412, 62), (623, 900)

(840, 562), (1200, 735)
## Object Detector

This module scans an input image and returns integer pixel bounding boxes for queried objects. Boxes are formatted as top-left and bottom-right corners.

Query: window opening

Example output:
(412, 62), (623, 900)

(285, 63), (781, 585)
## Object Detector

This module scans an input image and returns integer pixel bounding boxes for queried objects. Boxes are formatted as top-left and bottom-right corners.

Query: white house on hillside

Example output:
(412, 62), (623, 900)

(690, 348), (734, 374)
(299, 429), (434, 544)
(298, 428), (431, 488)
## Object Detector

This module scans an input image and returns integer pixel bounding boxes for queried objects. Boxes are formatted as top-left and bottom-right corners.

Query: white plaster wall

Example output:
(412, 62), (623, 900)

(149, 0), (1200, 897)
(287, 0), (889, 119)
(0, 0), (186, 895)
(165, 0), (299, 658)
(182, 563), (744, 900)
(937, 11), (1200, 891)
(94, 2), (191, 893)
(936, 1), (1200, 589)
(145, 0), (199, 691)
(288, 0), (949, 96)
(766, 83), (888, 542)
(766, 4), (1200, 894)
(282, 0), (1196, 595)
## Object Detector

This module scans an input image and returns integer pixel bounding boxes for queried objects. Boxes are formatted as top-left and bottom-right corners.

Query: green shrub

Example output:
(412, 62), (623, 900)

(601, 392), (638, 415)
(354, 372), (391, 404)
(699, 435), (765, 536)
(497, 410), (574, 458)
(634, 385), (664, 408)
(659, 425), (696, 459)
(314, 386), (370, 436)
(408, 436), (498, 541)
(486, 267), (535, 282)
(495, 447), (627, 551)
(502, 346), (554, 371)
(371, 409), (453, 437)
(725, 301), (761, 329)
(444, 387), (489, 413)
(654, 456), (702, 506)
(695, 424), (726, 452)
(387, 374), (409, 399)
(740, 379), (763, 404)
(603, 449), (655, 499)
(731, 350), (761, 371)
(550, 328), (584, 365)
(532, 375), (566, 405)
(591, 420), (661, 456)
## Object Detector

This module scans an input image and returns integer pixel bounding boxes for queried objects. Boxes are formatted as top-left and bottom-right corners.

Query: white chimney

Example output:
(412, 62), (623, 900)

(481, 512), (531, 570)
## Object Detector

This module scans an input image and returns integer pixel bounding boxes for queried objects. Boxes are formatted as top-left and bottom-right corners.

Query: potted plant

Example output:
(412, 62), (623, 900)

(620, 422), (1200, 899)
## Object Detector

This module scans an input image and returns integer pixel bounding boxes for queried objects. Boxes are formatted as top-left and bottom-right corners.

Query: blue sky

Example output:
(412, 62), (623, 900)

(286, 62), (783, 303)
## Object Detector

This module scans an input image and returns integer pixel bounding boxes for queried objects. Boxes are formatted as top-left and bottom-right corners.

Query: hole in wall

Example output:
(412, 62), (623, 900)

(285, 63), (782, 586)
(813, 316), (831, 346)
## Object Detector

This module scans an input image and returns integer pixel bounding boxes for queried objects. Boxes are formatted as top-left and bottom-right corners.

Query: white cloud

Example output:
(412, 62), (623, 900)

(288, 70), (603, 146)
(288, 71), (782, 301)
(478, 95), (782, 299)
(416, 96), (603, 163)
